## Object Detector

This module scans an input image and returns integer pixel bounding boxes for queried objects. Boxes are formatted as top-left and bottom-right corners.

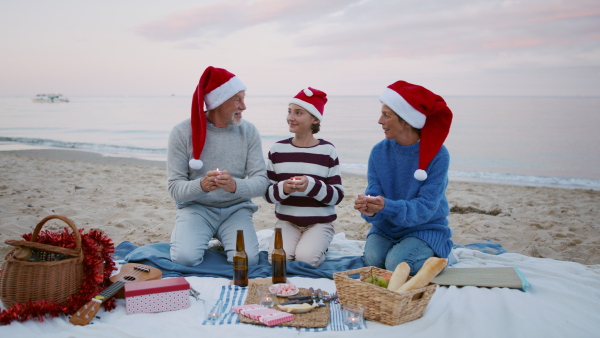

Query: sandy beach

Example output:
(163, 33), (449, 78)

(0, 149), (598, 266)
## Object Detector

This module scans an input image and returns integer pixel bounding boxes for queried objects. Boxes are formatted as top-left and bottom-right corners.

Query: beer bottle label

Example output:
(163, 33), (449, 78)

(233, 265), (248, 286)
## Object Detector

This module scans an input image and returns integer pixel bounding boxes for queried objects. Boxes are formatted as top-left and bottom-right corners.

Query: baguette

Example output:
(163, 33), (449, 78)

(395, 257), (447, 293)
(387, 262), (410, 291)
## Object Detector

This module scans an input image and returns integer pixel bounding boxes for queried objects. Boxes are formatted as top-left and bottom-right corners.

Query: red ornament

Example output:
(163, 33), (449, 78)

(0, 227), (116, 325)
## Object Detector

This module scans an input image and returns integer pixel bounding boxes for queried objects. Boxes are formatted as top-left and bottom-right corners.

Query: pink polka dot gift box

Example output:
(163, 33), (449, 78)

(124, 277), (191, 315)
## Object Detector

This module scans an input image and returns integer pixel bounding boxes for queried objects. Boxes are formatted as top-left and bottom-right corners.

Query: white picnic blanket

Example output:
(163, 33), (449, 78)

(1, 230), (599, 338)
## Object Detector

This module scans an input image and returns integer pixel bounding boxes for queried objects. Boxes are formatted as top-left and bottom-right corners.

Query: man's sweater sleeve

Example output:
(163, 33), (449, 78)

(167, 123), (204, 203)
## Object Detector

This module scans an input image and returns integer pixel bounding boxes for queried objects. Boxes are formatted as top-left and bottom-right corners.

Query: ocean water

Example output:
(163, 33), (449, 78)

(1, 95), (599, 190)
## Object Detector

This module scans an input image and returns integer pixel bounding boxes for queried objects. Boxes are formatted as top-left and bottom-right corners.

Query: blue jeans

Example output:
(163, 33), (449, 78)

(170, 201), (260, 267)
(363, 234), (434, 275)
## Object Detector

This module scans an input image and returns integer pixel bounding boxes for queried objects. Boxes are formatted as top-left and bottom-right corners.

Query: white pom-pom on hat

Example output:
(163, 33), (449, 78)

(189, 158), (204, 170)
(303, 88), (313, 97)
(414, 169), (428, 181)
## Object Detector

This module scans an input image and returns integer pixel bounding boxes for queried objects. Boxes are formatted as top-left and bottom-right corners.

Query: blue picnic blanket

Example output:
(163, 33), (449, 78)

(115, 241), (366, 279)
(114, 240), (506, 279)
(455, 240), (507, 255)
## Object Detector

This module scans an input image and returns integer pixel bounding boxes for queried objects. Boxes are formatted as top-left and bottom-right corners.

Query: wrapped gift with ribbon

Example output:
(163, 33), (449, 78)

(124, 277), (191, 315)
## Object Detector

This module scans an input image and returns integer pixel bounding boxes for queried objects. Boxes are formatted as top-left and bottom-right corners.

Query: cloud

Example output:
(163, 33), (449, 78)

(136, 0), (600, 67)
(134, 0), (354, 42)
(127, 0), (600, 96)
(294, 0), (600, 57)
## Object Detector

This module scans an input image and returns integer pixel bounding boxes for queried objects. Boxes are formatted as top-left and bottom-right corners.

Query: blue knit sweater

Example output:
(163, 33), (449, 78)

(362, 139), (453, 258)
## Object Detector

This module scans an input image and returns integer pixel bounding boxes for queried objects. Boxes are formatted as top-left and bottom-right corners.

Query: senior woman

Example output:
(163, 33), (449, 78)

(354, 80), (453, 275)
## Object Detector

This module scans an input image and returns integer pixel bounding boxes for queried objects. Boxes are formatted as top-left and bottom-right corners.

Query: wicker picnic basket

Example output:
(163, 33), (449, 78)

(0, 215), (85, 308)
(333, 266), (437, 326)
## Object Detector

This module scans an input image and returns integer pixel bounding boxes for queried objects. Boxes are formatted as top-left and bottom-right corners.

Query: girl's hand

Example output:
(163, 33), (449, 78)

(283, 176), (308, 194)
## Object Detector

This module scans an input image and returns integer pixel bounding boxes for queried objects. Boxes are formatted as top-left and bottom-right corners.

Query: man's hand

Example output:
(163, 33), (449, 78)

(214, 169), (236, 193)
(201, 169), (219, 192)
(201, 169), (236, 193)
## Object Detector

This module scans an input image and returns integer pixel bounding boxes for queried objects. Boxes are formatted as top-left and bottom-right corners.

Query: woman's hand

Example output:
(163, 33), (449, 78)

(354, 194), (384, 216)
(354, 194), (369, 213)
(283, 176), (308, 194)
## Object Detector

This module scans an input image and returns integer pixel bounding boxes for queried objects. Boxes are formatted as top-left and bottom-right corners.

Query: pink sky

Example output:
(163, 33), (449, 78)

(1, 0), (598, 97)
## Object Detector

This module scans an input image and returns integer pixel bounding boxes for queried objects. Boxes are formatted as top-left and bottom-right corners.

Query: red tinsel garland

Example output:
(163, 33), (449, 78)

(0, 227), (116, 325)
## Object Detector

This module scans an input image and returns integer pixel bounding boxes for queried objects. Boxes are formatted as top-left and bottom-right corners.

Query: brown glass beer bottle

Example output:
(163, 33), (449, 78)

(271, 228), (286, 284)
(233, 230), (248, 287)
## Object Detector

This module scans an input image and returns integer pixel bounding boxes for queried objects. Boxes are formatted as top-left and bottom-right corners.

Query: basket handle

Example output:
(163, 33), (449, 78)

(5, 239), (81, 257)
(333, 267), (374, 279)
(31, 215), (83, 262)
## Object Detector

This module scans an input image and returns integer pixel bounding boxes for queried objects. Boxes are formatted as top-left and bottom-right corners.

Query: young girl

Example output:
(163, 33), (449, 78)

(264, 87), (344, 267)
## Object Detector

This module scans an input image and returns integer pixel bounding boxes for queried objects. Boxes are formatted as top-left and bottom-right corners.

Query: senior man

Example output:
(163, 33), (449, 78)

(167, 66), (269, 267)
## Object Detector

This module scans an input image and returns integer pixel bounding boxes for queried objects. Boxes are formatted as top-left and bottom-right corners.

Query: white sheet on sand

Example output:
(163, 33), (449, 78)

(2, 230), (599, 338)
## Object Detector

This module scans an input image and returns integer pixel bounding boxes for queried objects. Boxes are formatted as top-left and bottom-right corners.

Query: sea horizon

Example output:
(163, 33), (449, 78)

(1, 95), (599, 190)
(3, 94), (600, 98)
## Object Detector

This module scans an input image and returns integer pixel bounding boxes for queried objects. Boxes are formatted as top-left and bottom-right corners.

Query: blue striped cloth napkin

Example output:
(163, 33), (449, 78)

(202, 285), (367, 331)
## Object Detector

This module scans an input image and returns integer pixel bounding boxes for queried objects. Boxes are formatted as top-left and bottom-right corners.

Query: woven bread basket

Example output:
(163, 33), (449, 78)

(333, 266), (437, 326)
(0, 215), (84, 308)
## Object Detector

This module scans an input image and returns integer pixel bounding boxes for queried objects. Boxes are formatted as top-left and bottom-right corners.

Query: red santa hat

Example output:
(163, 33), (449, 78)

(379, 80), (453, 181)
(289, 87), (327, 121)
(189, 66), (247, 170)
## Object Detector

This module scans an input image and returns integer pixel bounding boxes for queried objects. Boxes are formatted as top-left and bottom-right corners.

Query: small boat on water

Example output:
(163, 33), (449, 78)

(32, 93), (69, 103)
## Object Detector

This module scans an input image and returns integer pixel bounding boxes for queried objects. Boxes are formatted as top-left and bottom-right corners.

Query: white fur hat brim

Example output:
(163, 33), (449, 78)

(379, 87), (426, 129)
(205, 76), (246, 110)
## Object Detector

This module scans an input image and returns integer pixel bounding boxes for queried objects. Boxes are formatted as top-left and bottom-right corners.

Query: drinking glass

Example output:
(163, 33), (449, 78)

(342, 304), (364, 328)
(257, 285), (276, 307)
(204, 299), (223, 324)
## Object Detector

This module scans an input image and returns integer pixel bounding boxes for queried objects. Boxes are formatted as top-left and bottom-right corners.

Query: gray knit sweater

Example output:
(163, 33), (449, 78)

(167, 118), (269, 208)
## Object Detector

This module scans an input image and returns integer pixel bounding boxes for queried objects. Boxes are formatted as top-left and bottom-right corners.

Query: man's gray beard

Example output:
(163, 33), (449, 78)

(227, 110), (243, 126)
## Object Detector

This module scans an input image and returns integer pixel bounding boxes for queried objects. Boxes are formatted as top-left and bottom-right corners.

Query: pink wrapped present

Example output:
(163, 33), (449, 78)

(232, 304), (294, 326)
(232, 304), (263, 313)
(125, 277), (190, 315)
